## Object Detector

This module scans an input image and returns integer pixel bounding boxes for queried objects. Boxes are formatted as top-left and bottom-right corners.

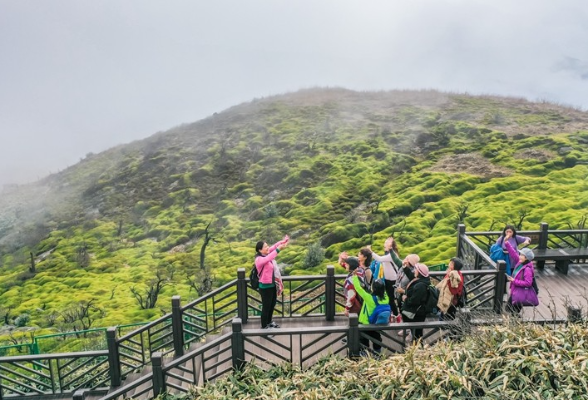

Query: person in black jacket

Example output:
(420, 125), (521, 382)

(401, 263), (431, 344)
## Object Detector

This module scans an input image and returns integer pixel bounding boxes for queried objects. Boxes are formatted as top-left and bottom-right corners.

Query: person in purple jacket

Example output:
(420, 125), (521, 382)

(503, 231), (535, 315)
(255, 235), (289, 329)
(496, 225), (531, 274)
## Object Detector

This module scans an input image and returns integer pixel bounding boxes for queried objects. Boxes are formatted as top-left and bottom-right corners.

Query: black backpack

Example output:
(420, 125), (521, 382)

(249, 263), (265, 290)
(424, 284), (440, 314)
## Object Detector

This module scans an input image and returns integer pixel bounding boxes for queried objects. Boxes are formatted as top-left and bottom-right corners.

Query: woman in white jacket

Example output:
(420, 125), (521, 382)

(368, 237), (402, 321)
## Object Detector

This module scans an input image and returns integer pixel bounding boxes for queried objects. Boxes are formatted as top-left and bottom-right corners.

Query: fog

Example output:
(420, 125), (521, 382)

(1, 0), (587, 188)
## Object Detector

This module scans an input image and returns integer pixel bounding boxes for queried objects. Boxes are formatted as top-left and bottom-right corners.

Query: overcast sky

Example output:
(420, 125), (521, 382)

(1, 0), (587, 188)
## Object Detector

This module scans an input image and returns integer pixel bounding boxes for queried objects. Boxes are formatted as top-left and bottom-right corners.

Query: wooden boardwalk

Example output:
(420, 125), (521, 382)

(521, 263), (588, 320)
(240, 263), (588, 366)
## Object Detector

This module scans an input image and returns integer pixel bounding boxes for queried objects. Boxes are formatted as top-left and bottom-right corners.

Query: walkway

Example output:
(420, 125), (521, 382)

(521, 263), (588, 320)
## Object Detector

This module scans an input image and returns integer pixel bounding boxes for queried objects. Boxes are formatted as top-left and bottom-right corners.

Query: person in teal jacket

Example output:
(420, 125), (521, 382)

(352, 275), (388, 355)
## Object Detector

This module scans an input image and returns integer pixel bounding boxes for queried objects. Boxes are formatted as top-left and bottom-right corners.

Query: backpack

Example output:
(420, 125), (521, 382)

(249, 262), (265, 290)
(368, 295), (391, 325)
(424, 285), (440, 314)
(489, 243), (511, 273)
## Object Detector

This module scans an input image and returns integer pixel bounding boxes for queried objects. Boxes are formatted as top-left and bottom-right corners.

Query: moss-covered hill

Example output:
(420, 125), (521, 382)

(1, 88), (587, 331)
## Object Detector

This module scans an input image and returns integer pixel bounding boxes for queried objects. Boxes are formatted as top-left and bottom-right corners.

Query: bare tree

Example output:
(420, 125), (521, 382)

(186, 267), (216, 297)
(455, 203), (469, 227)
(515, 209), (528, 230)
(130, 268), (174, 309)
(61, 300), (105, 333)
(0, 306), (13, 325)
(76, 242), (90, 268)
(29, 252), (36, 273)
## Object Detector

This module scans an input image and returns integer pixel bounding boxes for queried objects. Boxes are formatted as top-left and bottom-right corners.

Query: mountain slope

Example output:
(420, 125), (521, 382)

(1, 88), (587, 331)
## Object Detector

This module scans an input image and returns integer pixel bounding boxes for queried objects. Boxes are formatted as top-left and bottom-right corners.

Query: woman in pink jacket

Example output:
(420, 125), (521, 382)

(255, 235), (289, 329)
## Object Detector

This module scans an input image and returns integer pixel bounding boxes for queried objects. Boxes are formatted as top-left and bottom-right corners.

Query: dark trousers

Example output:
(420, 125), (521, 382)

(443, 305), (457, 321)
(442, 305), (461, 340)
(259, 286), (277, 328)
(360, 329), (382, 353)
(507, 297), (523, 315)
(384, 279), (399, 316)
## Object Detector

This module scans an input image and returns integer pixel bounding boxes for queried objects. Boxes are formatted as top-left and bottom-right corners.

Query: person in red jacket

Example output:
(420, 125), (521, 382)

(255, 235), (289, 329)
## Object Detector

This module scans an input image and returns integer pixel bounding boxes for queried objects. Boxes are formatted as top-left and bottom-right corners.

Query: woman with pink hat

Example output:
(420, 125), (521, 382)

(401, 262), (431, 344)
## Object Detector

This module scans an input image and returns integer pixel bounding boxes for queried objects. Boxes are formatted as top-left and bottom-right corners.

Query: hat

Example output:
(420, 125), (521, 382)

(519, 248), (535, 261)
(346, 256), (360, 270)
(415, 263), (430, 277)
(404, 254), (420, 267)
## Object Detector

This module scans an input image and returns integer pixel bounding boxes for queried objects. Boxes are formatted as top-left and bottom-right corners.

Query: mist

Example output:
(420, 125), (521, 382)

(1, 0), (587, 188)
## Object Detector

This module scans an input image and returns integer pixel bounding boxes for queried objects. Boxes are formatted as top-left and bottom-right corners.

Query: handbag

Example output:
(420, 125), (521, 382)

(511, 286), (539, 307)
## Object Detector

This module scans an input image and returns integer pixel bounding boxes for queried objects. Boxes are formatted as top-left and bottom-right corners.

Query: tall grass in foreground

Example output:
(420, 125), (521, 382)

(187, 321), (588, 399)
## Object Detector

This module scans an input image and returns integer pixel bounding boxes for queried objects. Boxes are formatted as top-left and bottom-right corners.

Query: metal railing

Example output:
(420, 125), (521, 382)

(0, 350), (110, 399)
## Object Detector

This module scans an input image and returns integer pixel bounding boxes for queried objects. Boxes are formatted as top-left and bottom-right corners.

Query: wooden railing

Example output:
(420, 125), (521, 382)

(0, 350), (110, 399)
(4, 228), (577, 400)
(459, 222), (588, 270)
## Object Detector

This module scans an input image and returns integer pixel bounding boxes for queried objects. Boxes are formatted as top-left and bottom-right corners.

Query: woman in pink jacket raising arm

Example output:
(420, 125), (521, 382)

(255, 235), (289, 329)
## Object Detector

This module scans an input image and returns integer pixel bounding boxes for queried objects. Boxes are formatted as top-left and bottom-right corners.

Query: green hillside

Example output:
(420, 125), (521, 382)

(1, 88), (587, 333)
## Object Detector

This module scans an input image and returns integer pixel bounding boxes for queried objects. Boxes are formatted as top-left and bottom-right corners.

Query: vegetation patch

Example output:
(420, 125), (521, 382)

(191, 322), (588, 399)
(429, 153), (511, 178)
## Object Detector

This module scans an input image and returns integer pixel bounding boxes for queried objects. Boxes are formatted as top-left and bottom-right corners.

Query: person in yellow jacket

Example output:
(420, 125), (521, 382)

(351, 274), (389, 355)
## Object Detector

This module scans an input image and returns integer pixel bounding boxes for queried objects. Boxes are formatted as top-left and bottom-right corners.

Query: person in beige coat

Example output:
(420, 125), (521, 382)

(436, 258), (465, 320)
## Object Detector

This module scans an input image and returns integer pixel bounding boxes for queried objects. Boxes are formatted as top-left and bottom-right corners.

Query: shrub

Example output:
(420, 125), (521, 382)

(302, 242), (325, 270)
(14, 313), (30, 327)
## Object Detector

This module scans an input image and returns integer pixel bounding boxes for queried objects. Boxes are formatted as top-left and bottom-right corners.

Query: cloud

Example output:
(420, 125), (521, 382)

(0, 0), (587, 187)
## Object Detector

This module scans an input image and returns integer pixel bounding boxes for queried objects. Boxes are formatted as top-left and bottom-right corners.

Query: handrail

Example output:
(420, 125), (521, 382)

(461, 233), (497, 268)
(98, 372), (154, 400)
(117, 314), (171, 343)
(161, 332), (232, 372)
(466, 229), (542, 235)
(180, 279), (238, 312)
(0, 350), (108, 362)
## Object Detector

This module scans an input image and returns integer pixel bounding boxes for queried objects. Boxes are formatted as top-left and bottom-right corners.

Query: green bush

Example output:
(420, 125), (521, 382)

(302, 243), (325, 270)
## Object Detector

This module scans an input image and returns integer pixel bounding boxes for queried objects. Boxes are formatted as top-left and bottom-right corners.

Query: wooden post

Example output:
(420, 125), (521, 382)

(72, 389), (87, 400)
(106, 328), (121, 387)
(537, 222), (549, 270)
(171, 296), (184, 357)
(231, 318), (245, 371)
(347, 314), (360, 358)
(456, 224), (466, 258)
(152, 353), (165, 397)
(237, 268), (248, 324)
(325, 265), (335, 321)
(568, 305), (582, 323)
(494, 261), (507, 314)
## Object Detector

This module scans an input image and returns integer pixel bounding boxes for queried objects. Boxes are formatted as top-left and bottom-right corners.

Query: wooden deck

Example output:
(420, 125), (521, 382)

(520, 263), (588, 320)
